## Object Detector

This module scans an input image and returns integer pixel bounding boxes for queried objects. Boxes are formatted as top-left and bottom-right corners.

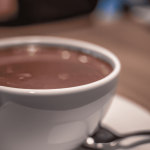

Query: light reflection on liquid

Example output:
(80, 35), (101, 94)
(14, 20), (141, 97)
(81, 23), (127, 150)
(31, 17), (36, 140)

(101, 65), (109, 75)
(27, 45), (38, 56)
(19, 77), (24, 80)
(18, 73), (32, 80)
(58, 73), (69, 80)
(78, 55), (88, 63)
(61, 51), (70, 59)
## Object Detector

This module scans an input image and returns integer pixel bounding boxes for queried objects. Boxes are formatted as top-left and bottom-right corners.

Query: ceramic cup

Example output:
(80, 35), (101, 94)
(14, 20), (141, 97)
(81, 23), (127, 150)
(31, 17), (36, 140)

(0, 36), (121, 150)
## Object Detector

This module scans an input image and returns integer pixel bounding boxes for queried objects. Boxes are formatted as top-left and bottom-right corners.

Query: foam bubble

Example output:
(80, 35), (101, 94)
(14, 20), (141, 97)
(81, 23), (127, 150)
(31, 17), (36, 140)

(78, 55), (88, 63)
(18, 73), (32, 78)
(61, 51), (70, 59)
(58, 73), (69, 80)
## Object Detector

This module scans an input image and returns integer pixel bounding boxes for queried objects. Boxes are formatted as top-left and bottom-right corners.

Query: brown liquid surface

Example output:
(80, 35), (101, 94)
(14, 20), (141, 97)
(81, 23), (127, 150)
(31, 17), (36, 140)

(0, 45), (113, 89)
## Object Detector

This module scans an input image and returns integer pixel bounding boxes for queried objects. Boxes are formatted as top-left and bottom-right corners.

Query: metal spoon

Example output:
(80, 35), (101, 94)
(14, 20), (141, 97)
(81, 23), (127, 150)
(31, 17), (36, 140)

(80, 127), (150, 150)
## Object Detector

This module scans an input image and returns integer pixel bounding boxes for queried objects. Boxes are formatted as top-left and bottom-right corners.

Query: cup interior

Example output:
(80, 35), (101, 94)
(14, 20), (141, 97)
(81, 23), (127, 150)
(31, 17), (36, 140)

(0, 36), (121, 95)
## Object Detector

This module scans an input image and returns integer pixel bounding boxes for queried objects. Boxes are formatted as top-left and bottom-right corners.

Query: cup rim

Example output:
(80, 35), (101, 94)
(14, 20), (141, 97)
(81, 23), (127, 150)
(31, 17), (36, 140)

(0, 36), (121, 95)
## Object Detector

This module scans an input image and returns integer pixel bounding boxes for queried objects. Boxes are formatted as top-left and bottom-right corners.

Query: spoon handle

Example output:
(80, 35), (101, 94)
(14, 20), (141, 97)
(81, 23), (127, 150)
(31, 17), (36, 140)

(81, 135), (150, 150)
(122, 131), (150, 138)
(118, 134), (150, 149)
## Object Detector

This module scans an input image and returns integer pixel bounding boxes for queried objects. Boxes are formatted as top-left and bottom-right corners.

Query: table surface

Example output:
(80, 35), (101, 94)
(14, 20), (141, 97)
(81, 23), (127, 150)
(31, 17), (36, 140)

(0, 15), (150, 112)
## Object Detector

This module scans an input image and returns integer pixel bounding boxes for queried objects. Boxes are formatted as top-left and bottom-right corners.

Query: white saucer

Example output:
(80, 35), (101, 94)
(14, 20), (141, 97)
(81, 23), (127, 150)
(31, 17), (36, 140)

(101, 95), (150, 150)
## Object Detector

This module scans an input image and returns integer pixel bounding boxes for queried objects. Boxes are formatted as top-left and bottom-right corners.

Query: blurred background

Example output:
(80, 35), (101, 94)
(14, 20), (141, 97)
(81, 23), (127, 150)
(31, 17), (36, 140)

(0, 0), (150, 112)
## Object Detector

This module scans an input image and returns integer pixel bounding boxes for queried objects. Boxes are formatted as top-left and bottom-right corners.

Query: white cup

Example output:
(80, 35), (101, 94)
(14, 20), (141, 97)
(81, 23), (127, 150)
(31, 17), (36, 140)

(0, 36), (121, 150)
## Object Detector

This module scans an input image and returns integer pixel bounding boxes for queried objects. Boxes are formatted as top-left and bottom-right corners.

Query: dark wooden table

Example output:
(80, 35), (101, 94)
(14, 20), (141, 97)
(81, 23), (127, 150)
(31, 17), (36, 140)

(0, 15), (150, 111)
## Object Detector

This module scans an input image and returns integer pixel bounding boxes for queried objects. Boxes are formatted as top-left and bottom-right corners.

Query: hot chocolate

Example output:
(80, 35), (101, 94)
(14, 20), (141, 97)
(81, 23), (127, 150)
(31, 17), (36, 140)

(0, 45), (113, 89)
